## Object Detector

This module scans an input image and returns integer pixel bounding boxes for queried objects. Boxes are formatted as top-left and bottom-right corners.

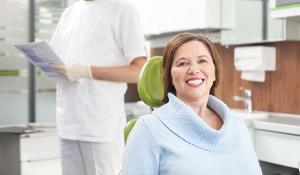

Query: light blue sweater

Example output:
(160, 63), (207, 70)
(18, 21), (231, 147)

(122, 93), (262, 175)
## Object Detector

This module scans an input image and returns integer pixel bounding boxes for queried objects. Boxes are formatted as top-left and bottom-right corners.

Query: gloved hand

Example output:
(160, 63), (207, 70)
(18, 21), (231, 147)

(50, 63), (93, 81)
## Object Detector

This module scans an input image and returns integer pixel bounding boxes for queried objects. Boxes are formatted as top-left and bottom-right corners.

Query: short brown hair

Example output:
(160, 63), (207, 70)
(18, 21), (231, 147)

(161, 32), (222, 104)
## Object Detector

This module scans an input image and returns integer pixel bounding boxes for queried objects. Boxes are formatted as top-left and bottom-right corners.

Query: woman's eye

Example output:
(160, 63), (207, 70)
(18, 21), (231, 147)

(178, 62), (188, 67)
(199, 59), (208, 64)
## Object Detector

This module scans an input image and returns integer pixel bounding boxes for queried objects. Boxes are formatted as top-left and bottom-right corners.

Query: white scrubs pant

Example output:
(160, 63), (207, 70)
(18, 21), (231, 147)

(60, 137), (123, 175)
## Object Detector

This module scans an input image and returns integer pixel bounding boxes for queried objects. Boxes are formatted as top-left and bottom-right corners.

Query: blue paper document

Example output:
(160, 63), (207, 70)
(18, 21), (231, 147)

(13, 41), (64, 79)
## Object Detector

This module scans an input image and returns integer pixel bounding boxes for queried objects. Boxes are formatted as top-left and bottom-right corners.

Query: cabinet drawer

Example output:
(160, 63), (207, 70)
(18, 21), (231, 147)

(20, 135), (60, 162)
(21, 158), (61, 175)
(255, 130), (300, 168)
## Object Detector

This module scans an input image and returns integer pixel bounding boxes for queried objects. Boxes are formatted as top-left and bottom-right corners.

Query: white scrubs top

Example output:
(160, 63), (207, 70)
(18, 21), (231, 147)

(50, 0), (147, 142)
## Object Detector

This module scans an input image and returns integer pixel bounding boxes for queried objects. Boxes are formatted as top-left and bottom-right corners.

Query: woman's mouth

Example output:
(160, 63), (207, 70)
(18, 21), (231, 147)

(186, 79), (203, 85)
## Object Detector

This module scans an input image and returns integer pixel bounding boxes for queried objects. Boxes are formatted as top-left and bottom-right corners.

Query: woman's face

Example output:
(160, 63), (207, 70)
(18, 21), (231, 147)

(171, 40), (216, 103)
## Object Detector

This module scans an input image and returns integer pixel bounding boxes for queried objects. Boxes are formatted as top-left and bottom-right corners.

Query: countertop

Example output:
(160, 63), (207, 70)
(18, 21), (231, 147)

(0, 123), (57, 137)
(252, 112), (300, 136)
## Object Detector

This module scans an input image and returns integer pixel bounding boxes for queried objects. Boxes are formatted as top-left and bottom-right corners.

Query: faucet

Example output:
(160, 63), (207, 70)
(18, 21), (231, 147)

(233, 87), (252, 113)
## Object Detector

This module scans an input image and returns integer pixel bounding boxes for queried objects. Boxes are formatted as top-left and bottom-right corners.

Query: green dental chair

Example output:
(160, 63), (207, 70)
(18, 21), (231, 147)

(119, 56), (164, 175)
(124, 55), (164, 144)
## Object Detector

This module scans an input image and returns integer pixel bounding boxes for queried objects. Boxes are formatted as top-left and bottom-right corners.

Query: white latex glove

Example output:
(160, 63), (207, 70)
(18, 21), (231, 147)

(50, 63), (93, 81)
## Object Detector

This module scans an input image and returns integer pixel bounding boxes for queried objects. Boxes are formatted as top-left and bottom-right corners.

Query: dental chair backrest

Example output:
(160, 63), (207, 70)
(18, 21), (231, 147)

(138, 56), (164, 109)
(124, 56), (164, 144)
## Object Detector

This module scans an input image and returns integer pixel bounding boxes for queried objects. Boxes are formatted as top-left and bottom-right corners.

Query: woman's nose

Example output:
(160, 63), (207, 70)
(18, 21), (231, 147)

(187, 65), (200, 74)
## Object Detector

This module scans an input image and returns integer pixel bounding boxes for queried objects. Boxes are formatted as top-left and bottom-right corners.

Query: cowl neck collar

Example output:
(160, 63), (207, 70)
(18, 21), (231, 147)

(153, 93), (237, 151)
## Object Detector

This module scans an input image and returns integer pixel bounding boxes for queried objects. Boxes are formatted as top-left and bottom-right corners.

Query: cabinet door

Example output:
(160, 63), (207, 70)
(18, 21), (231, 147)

(255, 130), (300, 168)
(20, 134), (60, 162)
(160, 0), (221, 33)
(129, 0), (221, 36)
(221, 0), (263, 45)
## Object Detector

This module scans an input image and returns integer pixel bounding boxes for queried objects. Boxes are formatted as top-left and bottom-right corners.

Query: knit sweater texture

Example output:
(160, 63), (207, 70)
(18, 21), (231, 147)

(122, 93), (263, 175)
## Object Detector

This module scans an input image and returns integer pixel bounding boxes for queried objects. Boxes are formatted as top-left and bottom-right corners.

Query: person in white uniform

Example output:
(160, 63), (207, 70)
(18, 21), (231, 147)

(49, 0), (147, 174)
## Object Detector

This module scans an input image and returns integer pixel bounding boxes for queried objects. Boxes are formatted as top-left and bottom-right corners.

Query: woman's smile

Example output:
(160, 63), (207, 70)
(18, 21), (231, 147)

(186, 77), (204, 87)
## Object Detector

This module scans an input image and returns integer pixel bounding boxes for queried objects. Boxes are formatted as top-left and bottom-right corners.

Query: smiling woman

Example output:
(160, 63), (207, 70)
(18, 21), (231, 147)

(122, 33), (263, 175)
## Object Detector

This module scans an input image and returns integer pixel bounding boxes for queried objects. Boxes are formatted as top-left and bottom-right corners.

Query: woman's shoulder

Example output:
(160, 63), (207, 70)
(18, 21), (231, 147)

(138, 113), (162, 127)
(134, 113), (166, 135)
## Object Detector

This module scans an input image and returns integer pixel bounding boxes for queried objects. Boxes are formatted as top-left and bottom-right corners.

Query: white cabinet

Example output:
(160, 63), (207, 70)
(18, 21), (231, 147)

(160, 0), (221, 33)
(254, 130), (300, 169)
(0, 128), (61, 175)
(221, 0), (264, 45)
(129, 0), (224, 36)
(20, 133), (61, 175)
(251, 113), (300, 169)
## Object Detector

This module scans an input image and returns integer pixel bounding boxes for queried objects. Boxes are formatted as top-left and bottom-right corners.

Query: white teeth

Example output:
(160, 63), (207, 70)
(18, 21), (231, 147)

(187, 79), (203, 85)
